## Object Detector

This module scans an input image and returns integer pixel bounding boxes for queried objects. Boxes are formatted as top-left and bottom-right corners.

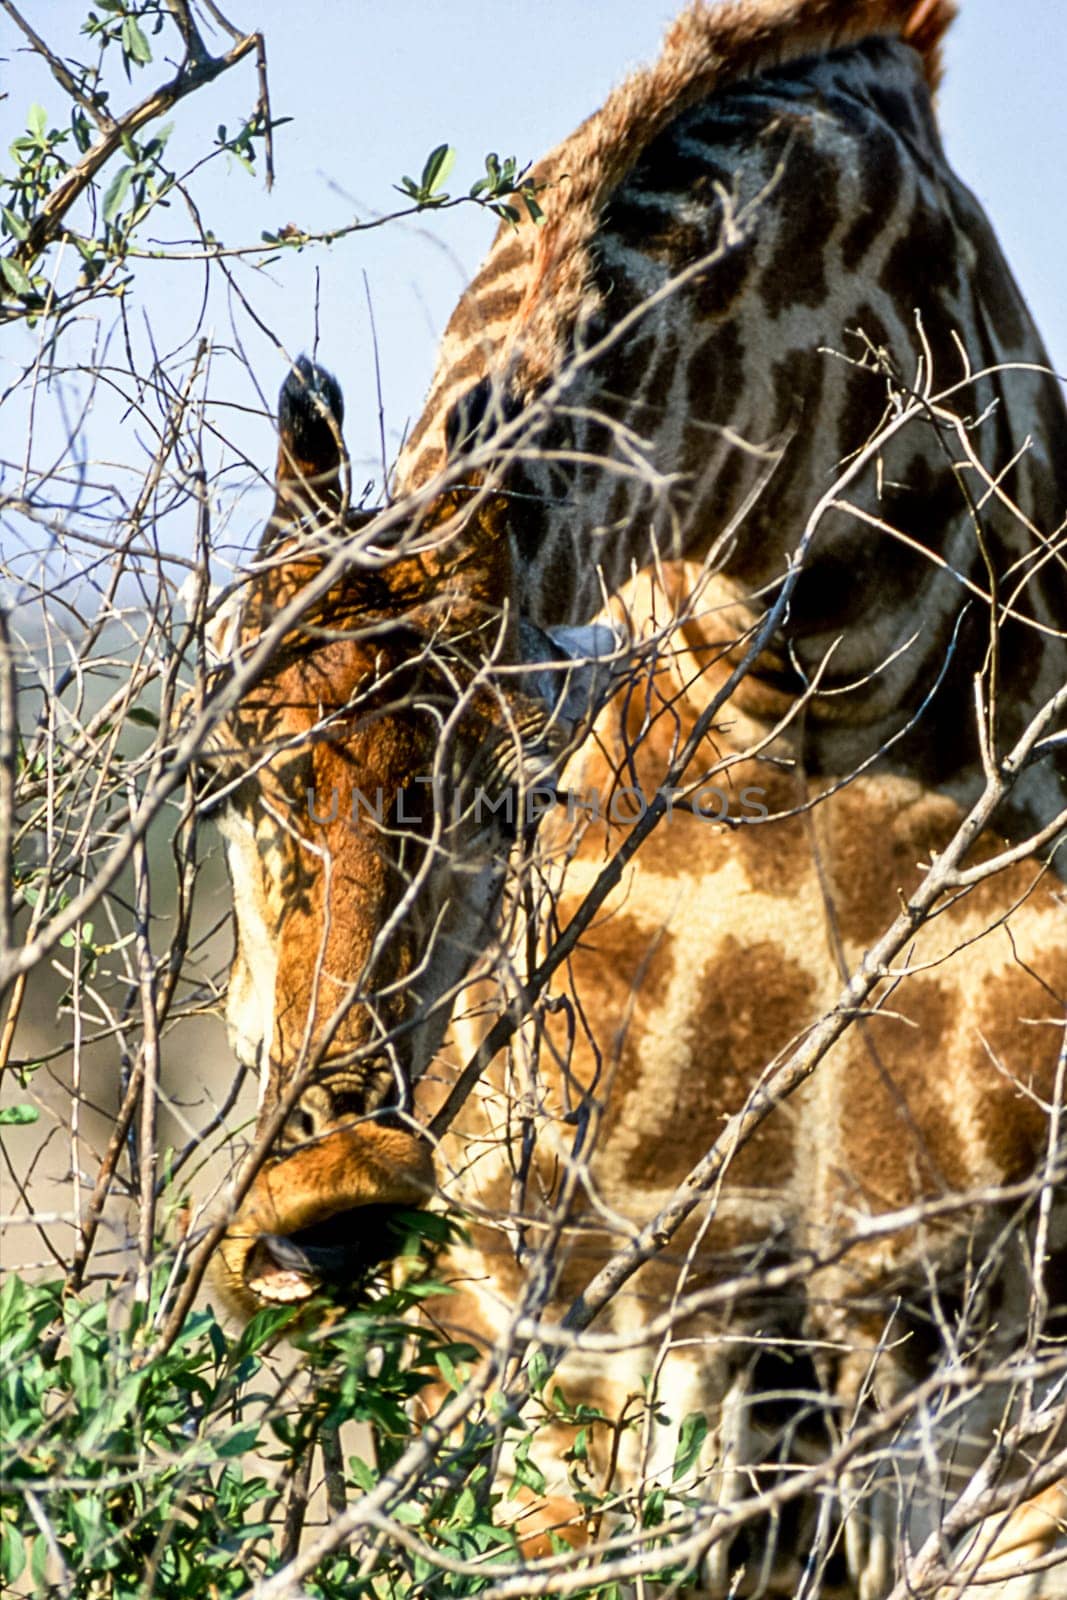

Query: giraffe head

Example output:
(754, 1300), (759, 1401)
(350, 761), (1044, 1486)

(208, 359), (614, 1315)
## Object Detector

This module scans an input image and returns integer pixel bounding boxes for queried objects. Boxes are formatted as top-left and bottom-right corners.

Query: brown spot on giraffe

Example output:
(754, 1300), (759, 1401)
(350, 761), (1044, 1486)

(816, 780), (963, 943)
(836, 978), (968, 1207)
(971, 952), (1067, 1180)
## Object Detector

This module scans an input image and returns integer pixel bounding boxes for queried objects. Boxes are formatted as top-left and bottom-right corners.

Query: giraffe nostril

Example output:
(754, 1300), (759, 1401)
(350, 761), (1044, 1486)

(281, 1100), (327, 1151)
(279, 1082), (337, 1150)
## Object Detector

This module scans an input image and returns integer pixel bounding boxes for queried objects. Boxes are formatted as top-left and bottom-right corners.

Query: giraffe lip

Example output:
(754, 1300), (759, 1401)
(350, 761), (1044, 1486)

(222, 1123), (436, 1311)
(260, 1231), (346, 1276)
(245, 1237), (321, 1304)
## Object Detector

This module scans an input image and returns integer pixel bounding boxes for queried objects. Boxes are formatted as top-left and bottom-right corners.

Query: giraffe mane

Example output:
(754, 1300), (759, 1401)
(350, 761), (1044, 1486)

(396, 0), (957, 488)
(532, 0), (954, 221)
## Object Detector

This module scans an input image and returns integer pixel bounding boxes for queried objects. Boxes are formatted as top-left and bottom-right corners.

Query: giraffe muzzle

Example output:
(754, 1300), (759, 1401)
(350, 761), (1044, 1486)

(214, 1122), (435, 1315)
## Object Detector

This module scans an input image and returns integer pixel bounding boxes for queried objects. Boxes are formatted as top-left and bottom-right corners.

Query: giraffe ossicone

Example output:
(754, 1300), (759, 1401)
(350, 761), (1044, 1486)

(205, 1), (1067, 1594)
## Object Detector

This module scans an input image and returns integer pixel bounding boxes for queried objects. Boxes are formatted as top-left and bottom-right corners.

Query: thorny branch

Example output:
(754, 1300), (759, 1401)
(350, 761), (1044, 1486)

(1, 35), (1064, 1582)
(4, 1), (269, 268)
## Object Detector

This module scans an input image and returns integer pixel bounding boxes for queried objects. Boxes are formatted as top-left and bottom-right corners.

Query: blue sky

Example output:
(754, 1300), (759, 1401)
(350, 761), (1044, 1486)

(2, 1), (1064, 579)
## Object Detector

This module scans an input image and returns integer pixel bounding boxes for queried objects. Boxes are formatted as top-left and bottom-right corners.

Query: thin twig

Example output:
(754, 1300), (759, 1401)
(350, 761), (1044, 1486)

(0, 608), (16, 965)
(0, 2), (118, 132)
(13, 24), (261, 265)
(320, 1424), (348, 1520)
(279, 1440), (313, 1565)
(131, 821), (160, 1309)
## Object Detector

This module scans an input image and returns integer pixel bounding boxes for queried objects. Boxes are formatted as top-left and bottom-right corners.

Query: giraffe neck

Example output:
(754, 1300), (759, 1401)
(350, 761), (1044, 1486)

(395, 29), (1067, 830)
(397, 0), (954, 495)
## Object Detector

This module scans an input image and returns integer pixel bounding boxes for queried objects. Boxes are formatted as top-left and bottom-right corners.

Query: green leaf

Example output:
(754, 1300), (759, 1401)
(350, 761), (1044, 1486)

(102, 164), (133, 225)
(434, 1350), (462, 1393)
(0, 1271), (25, 1333)
(27, 104), (47, 140)
(451, 1485), (477, 1524)
(1, 257), (35, 298)
(217, 1425), (260, 1458)
(232, 1303), (295, 1359)
(72, 108), (92, 153)
(29, 1534), (48, 1593)
(671, 1410), (708, 1482)
(511, 1434), (546, 1496)
(393, 1501), (425, 1527)
(126, 706), (159, 728)
(1, 206), (28, 241)
(388, 1207), (456, 1248)
(150, 121), (174, 153)
(121, 14), (153, 64)
(349, 1455), (377, 1492)
(0, 1104), (38, 1126)
(0, 1522), (26, 1585)
(68, 1494), (104, 1549)
(420, 143), (455, 196)
(527, 1348), (550, 1393)
(1, 1277), (61, 1362)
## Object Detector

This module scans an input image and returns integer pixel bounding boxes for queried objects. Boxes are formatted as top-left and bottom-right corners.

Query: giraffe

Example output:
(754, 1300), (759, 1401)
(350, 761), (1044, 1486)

(205, 0), (1067, 1593)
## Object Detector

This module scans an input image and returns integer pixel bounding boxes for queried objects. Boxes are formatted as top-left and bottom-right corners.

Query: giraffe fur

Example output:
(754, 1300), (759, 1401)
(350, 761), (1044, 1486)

(205, 2), (1067, 1593)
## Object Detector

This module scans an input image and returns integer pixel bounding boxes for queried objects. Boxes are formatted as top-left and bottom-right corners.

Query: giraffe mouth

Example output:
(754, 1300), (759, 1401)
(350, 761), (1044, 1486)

(215, 1122), (436, 1315)
(246, 1204), (407, 1304)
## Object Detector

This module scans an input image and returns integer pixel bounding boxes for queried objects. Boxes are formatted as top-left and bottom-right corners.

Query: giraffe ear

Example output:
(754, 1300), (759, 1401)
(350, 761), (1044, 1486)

(276, 355), (345, 484)
(519, 620), (624, 734)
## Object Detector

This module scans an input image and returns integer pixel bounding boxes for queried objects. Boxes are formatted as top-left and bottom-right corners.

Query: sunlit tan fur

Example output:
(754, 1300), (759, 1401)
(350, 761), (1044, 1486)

(433, 564), (1065, 1592)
